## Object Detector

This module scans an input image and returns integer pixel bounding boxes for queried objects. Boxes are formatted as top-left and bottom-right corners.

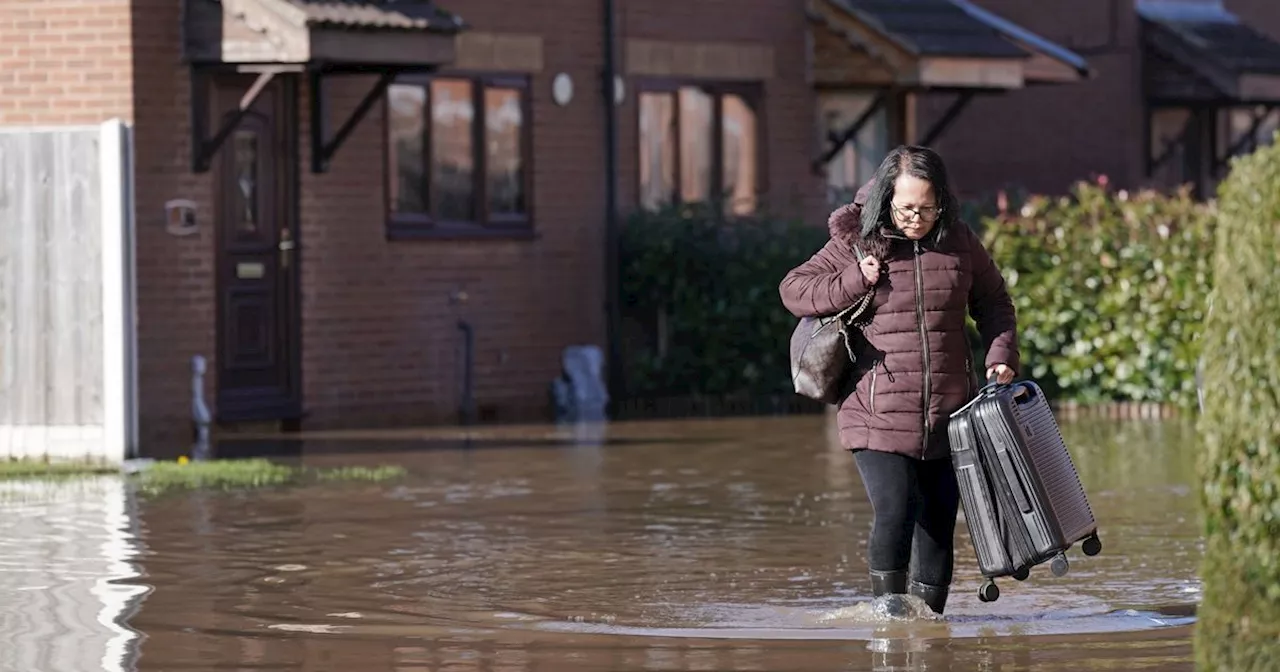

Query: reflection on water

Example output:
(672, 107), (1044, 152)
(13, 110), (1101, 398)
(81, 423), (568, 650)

(0, 416), (1202, 671)
(0, 477), (146, 672)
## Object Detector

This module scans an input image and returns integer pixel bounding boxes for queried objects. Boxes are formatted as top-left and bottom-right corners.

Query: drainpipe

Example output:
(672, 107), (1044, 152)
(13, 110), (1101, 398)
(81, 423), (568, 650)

(602, 0), (622, 409)
(457, 320), (476, 426)
(190, 355), (211, 460)
(450, 288), (476, 426)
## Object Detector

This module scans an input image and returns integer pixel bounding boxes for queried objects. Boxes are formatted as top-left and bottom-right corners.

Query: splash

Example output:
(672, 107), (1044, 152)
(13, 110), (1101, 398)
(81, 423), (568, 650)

(817, 594), (943, 624)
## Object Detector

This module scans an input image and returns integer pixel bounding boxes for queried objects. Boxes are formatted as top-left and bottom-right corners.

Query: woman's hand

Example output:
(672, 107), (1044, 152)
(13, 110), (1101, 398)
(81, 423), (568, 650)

(859, 256), (882, 285)
(986, 363), (1015, 385)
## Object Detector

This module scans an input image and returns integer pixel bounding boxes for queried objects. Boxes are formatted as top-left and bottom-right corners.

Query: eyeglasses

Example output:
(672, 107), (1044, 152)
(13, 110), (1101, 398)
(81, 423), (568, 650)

(891, 203), (940, 222)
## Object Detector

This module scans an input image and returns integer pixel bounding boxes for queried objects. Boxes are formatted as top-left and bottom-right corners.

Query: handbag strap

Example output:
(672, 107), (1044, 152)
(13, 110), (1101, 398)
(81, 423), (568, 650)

(835, 242), (873, 322)
(851, 242), (866, 263)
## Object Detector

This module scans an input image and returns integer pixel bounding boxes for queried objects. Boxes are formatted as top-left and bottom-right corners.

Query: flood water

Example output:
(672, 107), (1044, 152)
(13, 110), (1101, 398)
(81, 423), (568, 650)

(0, 416), (1201, 671)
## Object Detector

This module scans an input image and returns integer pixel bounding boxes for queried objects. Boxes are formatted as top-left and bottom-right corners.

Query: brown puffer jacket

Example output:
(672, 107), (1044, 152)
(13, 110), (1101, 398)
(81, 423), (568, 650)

(780, 188), (1019, 460)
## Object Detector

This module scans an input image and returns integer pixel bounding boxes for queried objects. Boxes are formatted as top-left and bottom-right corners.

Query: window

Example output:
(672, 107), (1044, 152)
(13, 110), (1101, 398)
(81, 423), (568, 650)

(386, 74), (531, 237)
(1220, 105), (1279, 161)
(818, 93), (888, 207)
(1148, 107), (1194, 189)
(637, 82), (762, 216)
(1146, 105), (1280, 196)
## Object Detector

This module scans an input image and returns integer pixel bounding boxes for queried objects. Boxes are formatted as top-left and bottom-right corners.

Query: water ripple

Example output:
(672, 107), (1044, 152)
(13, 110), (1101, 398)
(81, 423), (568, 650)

(0, 416), (1205, 670)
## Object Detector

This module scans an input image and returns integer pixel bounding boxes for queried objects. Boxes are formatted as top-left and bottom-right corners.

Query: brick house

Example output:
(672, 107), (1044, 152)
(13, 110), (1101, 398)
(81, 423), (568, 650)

(907, 0), (1280, 200)
(2, 0), (1278, 458)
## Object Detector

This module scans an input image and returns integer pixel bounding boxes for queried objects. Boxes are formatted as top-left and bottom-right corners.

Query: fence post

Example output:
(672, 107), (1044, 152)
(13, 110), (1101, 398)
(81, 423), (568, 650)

(99, 118), (138, 462)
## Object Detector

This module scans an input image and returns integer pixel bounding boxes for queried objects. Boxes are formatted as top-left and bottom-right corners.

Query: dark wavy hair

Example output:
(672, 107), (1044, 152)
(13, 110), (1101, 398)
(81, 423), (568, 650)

(858, 145), (959, 243)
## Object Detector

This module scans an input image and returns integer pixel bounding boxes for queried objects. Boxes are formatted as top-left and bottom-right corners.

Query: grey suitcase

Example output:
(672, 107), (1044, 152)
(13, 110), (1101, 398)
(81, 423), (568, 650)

(947, 380), (1103, 602)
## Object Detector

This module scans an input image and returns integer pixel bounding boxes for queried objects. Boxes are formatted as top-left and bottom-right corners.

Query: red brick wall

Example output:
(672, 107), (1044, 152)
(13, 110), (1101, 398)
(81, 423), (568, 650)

(295, 0), (826, 430)
(130, 0), (217, 455)
(25, 0), (1280, 451)
(6, 0), (825, 449)
(0, 0), (204, 454)
(916, 0), (1145, 197)
(118, 0), (621, 446)
(617, 0), (827, 222)
(0, 0), (133, 125)
(925, 0), (1280, 198)
(1227, 0), (1280, 42)
(295, 1), (611, 429)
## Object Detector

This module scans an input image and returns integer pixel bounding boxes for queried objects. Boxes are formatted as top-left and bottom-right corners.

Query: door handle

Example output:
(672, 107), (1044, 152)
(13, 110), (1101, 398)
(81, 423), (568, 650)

(278, 232), (295, 269)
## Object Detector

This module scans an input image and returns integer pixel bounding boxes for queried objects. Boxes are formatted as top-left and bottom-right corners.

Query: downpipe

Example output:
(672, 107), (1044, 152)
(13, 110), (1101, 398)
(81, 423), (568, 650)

(601, 0), (621, 410)
(458, 320), (476, 426)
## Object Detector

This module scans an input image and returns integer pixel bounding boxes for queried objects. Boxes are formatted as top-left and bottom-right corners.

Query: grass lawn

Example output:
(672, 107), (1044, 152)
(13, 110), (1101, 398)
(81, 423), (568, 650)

(0, 457), (407, 496)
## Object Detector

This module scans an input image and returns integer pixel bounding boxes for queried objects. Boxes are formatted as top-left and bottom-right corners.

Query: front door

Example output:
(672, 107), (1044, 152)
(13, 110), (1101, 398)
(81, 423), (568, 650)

(215, 77), (301, 422)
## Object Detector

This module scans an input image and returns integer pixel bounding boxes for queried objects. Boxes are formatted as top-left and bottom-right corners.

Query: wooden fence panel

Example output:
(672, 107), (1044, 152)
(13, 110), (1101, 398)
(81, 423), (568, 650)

(0, 121), (136, 463)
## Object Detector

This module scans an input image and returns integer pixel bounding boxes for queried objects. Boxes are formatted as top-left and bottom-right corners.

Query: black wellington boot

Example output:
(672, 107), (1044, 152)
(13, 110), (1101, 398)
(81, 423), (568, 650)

(870, 570), (910, 618)
(869, 569), (908, 596)
(909, 579), (950, 616)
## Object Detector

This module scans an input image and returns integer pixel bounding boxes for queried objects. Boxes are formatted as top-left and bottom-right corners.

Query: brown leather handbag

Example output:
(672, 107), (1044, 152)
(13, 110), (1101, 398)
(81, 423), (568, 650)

(789, 244), (874, 404)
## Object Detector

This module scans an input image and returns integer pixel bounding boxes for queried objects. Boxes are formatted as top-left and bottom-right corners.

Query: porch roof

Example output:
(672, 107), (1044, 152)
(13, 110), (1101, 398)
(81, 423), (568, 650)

(810, 0), (1090, 90)
(184, 0), (465, 67)
(830, 0), (1026, 59)
(285, 0), (460, 31)
(1140, 1), (1280, 104)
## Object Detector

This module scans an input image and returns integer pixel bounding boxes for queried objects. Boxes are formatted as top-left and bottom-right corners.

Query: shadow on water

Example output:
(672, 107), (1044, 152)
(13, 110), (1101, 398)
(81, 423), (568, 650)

(0, 415), (1202, 670)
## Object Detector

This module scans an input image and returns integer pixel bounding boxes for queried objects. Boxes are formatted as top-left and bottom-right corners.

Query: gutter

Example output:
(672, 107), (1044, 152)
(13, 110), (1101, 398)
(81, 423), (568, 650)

(950, 0), (1092, 77)
(602, 0), (623, 408)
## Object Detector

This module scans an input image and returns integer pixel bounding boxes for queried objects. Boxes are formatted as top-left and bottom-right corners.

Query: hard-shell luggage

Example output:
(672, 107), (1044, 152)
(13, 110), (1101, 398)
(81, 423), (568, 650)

(947, 380), (1103, 602)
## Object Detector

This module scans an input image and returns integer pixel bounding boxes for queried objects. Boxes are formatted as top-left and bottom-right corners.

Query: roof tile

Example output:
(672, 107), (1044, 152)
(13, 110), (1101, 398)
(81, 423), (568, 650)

(835, 0), (1026, 58)
(1161, 19), (1280, 74)
(281, 0), (463, 32)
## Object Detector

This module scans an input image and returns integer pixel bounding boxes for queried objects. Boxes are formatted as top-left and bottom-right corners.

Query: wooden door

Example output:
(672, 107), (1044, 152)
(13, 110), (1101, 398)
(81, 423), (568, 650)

(214, 77), (300, 422)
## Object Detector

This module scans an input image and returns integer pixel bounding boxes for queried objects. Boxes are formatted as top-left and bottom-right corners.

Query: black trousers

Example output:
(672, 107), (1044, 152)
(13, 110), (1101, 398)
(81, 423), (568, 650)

(853, 449), (961, 587)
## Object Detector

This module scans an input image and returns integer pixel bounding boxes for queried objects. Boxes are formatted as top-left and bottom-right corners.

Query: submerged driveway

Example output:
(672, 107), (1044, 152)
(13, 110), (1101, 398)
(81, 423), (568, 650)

(0, 415), (1200, 671)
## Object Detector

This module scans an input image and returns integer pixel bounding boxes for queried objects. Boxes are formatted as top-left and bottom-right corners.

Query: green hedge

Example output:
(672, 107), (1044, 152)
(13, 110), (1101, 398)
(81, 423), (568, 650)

(979, 181), (1214, 409)
(618, 203), (826, 399)
(1195, 139), (1280, 670)
(619, 184), (1214, 407)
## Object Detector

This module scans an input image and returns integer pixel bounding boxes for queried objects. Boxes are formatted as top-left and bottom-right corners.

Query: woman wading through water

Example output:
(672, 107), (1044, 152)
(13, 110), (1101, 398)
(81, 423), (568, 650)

(779, 145), (1020, 615)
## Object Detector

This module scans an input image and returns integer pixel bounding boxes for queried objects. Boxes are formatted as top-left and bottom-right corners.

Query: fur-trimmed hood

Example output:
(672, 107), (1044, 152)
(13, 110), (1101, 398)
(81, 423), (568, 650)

(826, 179), (875, 247)
(825, 178), (947, 260)
(782, 177), (1020, 459)
(827, 179), (899, 259)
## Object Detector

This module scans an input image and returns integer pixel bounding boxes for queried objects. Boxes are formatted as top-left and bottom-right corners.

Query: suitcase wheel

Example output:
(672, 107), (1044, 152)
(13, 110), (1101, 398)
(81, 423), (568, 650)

(1082, 533), (1102, 557)
(978, 579), (1000, 603)
(1012, 566), (1030, 581)
(1050, 553), (1070, 577)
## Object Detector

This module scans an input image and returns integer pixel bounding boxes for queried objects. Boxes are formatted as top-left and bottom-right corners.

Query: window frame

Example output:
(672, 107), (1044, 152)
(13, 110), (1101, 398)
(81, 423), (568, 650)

(633, 78), (768, 215)
(816, 90), (891, 208)
(384, 71), (535, 240)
